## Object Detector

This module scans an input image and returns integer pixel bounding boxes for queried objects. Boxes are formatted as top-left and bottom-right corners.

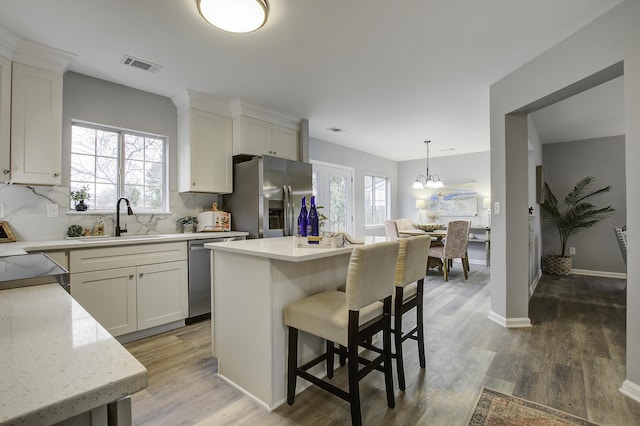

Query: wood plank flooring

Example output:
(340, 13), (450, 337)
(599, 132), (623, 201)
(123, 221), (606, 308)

(124, 267), (640, 425)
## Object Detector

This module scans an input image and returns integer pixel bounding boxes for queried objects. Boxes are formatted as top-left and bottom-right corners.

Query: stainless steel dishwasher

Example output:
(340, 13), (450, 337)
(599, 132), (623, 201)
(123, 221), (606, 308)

(187, 236), (245, 324)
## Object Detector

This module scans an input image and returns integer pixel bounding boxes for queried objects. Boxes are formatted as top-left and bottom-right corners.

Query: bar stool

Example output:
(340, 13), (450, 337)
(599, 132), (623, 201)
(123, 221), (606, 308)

(391, 235), (430, 391)
(284, 241), (400, 426)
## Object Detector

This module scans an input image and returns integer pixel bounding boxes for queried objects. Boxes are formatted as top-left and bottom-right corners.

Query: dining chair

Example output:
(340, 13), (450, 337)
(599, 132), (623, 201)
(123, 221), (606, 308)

(284, 241), (399, 426)
(384, 220), (400, 239)
(428, 220), (471, 281)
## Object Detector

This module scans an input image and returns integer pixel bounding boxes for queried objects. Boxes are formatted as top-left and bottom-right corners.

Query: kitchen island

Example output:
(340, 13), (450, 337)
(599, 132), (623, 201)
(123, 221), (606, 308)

(0, 283), (147, 425)
(205, 236), (386, 409)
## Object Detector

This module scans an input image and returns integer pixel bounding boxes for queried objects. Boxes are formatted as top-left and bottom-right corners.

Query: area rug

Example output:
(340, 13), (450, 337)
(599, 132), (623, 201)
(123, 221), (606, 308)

(469, 388), (599, 425)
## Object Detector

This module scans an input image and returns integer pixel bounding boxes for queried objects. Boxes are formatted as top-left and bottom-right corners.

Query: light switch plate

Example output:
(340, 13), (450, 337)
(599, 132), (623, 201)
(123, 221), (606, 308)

(47, 203), (59, 218)
(0, 203), (4, 218)
(493, 202), (500, 215)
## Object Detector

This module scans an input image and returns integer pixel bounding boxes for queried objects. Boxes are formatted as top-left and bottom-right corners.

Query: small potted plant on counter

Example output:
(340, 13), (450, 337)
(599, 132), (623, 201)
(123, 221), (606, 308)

(70, 185), (91, 211)
(177, 215), (198, 233)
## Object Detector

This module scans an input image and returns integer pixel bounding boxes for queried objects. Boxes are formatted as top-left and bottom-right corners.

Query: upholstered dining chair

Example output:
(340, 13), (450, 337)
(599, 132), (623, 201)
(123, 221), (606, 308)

(384, 220), (400, 240)
(428, 220), (471, 281)
(390, 235), (430, 391)
(284, 241), (400, 426)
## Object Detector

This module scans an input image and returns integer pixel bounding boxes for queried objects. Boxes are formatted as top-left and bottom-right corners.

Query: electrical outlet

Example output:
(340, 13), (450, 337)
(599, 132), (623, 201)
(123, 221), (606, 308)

(0, 203), (4, 218)
(47, 203), (59, 218)
(493, 201), (500, 215)
(569, 247), (576, 255)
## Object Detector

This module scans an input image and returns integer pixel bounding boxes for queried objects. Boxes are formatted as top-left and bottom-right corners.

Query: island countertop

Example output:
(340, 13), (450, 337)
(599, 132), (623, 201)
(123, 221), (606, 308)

(0, 284), (148, 425)
(204, 235), (387, 262)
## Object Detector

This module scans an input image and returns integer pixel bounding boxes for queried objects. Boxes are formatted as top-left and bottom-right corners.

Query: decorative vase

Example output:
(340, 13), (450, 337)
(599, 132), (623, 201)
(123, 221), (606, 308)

(75, 200), (88, 211)
(543, 255), (572, 275)
(183, 223), (195, 233)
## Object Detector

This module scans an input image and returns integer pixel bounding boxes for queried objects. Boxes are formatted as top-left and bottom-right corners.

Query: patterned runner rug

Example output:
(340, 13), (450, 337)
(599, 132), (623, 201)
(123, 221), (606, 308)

(469, 388), (600, 425)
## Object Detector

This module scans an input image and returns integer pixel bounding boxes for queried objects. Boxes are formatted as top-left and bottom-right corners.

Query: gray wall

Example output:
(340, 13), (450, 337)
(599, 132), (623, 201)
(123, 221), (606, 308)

(309, 137), (398, 237)
(542, 136), (626, 273)
(398, 151), (491, 263)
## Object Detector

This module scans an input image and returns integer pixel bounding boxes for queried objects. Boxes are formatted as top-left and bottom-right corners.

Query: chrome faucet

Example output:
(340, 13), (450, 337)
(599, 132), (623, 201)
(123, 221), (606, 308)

(115, 197), (134, 236)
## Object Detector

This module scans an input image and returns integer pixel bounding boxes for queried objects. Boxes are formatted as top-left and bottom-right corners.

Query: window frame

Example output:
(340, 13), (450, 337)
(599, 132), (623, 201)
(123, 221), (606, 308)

(70, 121), (169, 214)
(364, 174), (390, 227)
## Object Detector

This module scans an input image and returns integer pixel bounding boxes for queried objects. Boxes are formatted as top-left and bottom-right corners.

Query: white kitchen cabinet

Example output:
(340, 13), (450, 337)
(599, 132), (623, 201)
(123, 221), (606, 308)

(70, 242), (188, 338)
(0, 55), (10, 181)
(233, 115), (298, 161)
(71, 267), (138, 337)
(177, 107), (232, 193)
(10, 62), (63, 185)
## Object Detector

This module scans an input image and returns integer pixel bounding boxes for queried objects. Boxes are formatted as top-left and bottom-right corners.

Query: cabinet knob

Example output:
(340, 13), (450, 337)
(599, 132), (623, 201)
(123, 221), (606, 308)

(2, 170), (9, 175)
(52, 172), (59, 177)
(139, 272), (144, 278)
(193, 182), (196, 186)
(129, 274), (134, 279)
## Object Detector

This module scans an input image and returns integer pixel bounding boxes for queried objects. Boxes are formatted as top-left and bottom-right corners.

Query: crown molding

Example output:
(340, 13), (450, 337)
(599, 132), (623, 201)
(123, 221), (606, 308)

(11, 39), (75, 73)
(229, 97), (300, 129)
(0, 26), (18, 59)
(171, 89), (232, 116)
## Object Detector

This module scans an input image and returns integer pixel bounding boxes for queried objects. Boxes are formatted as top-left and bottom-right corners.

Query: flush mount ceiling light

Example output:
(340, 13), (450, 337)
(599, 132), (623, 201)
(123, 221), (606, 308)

(197, 0), (269, 33)
(412, 140), (444, 189)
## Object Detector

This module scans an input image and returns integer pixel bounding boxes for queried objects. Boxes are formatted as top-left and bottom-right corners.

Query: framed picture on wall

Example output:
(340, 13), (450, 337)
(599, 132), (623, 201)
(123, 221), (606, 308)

(536, 165), (545, 204)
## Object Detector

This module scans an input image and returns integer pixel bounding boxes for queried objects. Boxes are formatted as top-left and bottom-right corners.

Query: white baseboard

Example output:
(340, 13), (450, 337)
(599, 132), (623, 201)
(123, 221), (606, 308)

(620, 380), (640, 403)
(529, 269), (542, 299)
(570, 269), (626, 279)
(488, 311), (532, 328)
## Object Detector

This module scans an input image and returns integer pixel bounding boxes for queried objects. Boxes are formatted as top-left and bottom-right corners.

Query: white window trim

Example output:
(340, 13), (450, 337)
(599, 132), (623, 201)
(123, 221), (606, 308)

(364, 173), (390, 227)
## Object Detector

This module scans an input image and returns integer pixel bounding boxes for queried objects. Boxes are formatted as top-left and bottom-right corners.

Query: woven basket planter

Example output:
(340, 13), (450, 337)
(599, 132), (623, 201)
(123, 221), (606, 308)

(543, 255), (572, 275)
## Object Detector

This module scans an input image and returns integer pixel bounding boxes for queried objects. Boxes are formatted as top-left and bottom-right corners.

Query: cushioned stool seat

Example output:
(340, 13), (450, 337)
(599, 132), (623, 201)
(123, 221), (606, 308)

(284, 240), (400, 426)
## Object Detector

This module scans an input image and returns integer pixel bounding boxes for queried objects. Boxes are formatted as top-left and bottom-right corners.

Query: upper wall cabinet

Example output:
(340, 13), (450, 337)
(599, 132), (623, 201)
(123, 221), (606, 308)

(177, 108), (233, 193)
(233, 115), (298, 161)
(0, 55), (10, 181)
(10, 62), (63, 185)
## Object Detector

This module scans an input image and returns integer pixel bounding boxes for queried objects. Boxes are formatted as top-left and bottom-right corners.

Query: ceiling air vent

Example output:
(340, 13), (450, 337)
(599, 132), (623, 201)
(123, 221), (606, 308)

(120, 55), (162, 73)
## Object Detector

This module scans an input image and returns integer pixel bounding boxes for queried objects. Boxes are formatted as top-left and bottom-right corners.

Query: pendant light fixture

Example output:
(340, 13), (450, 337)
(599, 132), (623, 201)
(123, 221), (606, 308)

(412, 140), (443, 189)
(197, 0), (269, 33)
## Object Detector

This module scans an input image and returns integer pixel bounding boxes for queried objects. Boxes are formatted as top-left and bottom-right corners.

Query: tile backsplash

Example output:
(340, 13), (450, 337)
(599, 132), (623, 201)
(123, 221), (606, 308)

(0, 184), (219, 241)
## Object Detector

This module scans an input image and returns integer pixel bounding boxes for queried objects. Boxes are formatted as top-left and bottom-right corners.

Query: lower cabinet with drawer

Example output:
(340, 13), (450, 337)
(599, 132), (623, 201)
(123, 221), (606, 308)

(70, 242), (188, 338)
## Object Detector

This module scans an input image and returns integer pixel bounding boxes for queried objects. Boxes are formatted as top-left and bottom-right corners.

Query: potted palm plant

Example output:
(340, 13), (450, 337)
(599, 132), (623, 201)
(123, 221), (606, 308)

(541, 176), (615, 275)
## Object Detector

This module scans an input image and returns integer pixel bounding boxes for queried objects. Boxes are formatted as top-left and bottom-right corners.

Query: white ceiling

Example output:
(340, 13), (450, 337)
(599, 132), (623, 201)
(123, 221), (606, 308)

(0, 0), (624, 161)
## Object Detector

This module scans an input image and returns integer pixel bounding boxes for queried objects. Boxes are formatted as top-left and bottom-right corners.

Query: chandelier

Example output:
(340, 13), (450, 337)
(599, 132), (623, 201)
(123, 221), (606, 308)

(412, 140), (443, 189)
(197, 0), (269, 33)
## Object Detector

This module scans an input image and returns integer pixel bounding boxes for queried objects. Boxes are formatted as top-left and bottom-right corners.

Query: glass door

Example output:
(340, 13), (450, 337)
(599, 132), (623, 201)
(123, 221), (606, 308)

(311, 161), (354, 234)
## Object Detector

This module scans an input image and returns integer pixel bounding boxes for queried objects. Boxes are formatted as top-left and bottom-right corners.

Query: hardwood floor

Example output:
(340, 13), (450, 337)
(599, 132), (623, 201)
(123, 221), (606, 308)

(124, 266), (640, 425)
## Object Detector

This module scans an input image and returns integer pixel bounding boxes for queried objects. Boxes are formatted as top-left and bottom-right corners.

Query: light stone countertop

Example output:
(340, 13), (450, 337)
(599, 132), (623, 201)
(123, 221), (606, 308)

(0, 284), (148, 425)
(0, 231), (249, 256)
(205, 235), (388, 262)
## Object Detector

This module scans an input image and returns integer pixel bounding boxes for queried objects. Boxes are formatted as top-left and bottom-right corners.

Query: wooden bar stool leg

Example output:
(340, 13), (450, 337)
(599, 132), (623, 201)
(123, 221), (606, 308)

(416, 278), (426, 368)
(287, 327), (298, 405)
(383, 302), (395, 409)
(326, 341), (334, 379)
(347, 314), (362, 426)
(394, 287), (406, 391)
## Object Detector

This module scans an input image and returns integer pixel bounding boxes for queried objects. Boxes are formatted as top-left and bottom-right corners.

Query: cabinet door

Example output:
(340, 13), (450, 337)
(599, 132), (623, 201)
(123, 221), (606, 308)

(189, 109), (232, 193)
(10, 63), (62, 185)
(136, 260), (188, 330)
(0, 55), (10, 181)
(71, 267), (137, 337)
(240, 116), (271, 156)
(271, 124), (298, 161)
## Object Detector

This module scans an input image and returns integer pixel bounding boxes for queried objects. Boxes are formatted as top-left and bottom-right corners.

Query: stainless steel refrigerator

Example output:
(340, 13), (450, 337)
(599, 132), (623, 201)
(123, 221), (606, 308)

(223, 155), (312, 239)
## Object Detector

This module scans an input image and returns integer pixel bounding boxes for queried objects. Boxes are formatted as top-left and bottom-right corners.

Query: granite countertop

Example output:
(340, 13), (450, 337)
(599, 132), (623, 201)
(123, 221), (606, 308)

(0, 231), (249, 256)
(0, 284), (148, 425)
(205, 235), (388, 262)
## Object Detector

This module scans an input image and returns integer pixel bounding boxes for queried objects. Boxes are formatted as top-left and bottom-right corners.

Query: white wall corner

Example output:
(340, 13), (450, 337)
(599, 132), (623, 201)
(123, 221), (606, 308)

(619, 380), (640, 403)
(13, 39), (75, 73)
(488, 310), (532, 328)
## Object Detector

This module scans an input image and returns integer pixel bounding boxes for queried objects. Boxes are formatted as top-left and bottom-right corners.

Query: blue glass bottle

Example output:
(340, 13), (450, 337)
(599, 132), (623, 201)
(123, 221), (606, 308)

(307, 196), (319, 243)
(297, 196), (307, 236)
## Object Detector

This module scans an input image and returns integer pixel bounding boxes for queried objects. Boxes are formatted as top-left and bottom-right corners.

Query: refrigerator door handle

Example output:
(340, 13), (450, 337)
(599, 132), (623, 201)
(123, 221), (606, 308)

(283, 185), (290, 236)
(288, 185), (294, 236)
